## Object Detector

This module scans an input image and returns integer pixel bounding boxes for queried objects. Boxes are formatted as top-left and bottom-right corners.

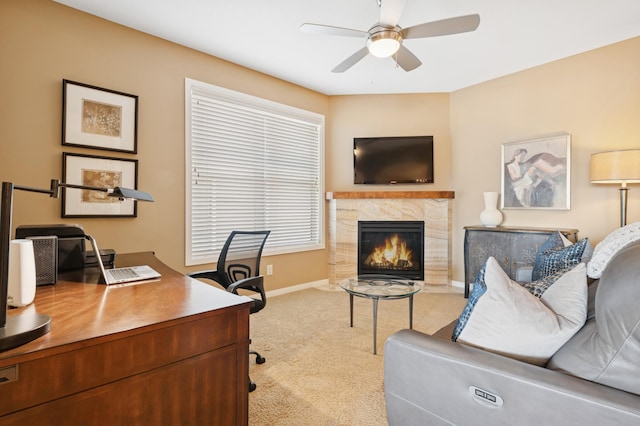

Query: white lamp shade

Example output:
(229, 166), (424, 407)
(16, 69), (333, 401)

(590, 149), (640, 185)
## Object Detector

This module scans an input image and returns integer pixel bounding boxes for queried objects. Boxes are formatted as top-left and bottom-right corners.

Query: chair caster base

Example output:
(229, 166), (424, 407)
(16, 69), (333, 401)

(248, 349), (264, 391)
(251, 349), (266, 365)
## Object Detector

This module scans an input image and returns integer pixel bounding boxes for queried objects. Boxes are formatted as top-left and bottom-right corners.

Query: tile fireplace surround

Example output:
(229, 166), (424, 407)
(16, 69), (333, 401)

(326, 191), (454, 287)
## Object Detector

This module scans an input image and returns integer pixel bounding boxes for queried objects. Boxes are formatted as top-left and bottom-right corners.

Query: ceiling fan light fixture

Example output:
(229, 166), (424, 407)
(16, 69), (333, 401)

(367, 30), (402, 58)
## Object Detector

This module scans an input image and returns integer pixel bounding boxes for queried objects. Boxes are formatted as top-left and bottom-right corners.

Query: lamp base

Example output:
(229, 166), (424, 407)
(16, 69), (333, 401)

(619, 187), (629, 227)
(0, 312), (51, 352)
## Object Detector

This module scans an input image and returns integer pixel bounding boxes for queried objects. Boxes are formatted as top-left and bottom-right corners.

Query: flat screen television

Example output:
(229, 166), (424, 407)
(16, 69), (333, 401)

(354, 136), (434, 184)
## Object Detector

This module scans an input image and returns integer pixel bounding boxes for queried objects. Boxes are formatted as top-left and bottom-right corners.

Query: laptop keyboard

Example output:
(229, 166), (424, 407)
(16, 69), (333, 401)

(108, 268), (140, 280)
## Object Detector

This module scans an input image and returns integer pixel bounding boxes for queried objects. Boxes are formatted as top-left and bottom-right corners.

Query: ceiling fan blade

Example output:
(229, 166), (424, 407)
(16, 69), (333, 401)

(395, 45), (421, 72)
(379, 0), (407, 27)
(332, 47), (369, 73)
(300, 23), (367, 38)
(402, 14), (480, 39)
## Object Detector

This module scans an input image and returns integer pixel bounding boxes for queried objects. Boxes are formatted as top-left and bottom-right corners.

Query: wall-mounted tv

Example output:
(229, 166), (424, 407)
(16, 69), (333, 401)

(354, 136), (434, 184)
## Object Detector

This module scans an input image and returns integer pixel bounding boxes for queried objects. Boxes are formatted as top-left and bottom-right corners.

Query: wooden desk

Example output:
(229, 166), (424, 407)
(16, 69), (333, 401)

(0, 252), (252, 425)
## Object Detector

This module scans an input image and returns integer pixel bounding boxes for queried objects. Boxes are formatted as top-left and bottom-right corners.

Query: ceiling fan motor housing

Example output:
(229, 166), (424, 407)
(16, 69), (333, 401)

(367, 25), (403, 57)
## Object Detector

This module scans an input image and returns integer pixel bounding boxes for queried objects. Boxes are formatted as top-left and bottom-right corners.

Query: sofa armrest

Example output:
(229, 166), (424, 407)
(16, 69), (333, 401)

(384, 329), (640, 426)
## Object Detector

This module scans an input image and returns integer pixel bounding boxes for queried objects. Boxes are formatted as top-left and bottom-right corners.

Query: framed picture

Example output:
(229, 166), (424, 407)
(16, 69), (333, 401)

(501, 133), (571, 210)
(62, 152), (139, 217)
(62, 79), (138, 153)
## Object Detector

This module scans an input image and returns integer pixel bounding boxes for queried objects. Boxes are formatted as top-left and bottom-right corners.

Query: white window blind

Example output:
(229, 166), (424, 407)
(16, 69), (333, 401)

(185, 79), (324, 265)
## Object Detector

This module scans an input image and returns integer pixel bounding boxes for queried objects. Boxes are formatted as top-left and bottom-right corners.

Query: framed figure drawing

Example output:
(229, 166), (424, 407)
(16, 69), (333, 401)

(62, 153), (139, 218)
(62, 79), (138, 153)
(501, 133), (571, 210)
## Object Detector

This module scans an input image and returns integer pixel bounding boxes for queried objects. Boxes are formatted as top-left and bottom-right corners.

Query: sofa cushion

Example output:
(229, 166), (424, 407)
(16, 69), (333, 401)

(548, 241), (640, 396)
(453, 257), (587, 366)
(433, 320), (457, 340)
(586, 221), (640, 279)
(532, 232), (589, 281)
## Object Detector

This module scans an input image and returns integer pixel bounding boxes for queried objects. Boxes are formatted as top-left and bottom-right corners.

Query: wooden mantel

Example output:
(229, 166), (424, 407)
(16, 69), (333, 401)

(326, 191), (455, 200)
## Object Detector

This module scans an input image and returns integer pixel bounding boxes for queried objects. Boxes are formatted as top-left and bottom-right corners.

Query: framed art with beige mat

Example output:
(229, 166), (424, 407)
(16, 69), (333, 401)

(501, 133), (571, 210)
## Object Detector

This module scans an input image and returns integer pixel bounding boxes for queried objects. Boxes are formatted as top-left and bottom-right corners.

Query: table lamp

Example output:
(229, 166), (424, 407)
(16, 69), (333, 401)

(590, 149), (640, 227)
(0, 179), (153, 351)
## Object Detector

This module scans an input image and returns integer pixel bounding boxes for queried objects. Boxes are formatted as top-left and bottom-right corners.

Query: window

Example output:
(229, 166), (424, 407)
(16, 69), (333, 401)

(185, 79), (324, 265)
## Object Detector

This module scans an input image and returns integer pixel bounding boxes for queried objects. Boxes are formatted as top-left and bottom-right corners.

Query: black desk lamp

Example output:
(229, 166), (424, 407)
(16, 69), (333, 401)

(0, 179), (154, 352)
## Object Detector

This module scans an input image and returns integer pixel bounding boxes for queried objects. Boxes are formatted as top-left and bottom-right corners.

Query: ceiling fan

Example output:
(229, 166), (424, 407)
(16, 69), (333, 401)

(300, 0), (480, 73)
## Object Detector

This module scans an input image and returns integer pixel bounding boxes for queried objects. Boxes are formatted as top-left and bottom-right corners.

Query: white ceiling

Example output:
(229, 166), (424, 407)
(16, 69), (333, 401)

(54, 0), (640, 95)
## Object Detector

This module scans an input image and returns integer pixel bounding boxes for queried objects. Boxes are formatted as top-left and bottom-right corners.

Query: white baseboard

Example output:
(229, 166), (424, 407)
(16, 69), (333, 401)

(451, 280), (465, 289)
(266, 279), (329, 298)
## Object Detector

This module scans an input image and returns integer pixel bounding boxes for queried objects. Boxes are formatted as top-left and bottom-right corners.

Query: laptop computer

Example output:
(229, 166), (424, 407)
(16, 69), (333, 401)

(85, 234), (161, 285)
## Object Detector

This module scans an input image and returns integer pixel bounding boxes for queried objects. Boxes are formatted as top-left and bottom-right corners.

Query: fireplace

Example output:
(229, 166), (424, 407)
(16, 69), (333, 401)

(327, 192), (453, 286)
(358, 221), (425, 280)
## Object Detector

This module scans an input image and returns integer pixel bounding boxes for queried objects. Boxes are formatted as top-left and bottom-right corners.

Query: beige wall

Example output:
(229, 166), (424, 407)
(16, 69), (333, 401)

(448, 36), (640, 281)
(325, 39), (640, 283)
(1, 0), (328, 290)
(326, 94), (452, 191)
(4, 0), (640, 288)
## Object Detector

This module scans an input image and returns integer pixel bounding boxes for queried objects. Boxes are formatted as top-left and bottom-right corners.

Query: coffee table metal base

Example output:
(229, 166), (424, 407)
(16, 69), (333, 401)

(349, 293), (414, 355)
(340, 275), (423, 355)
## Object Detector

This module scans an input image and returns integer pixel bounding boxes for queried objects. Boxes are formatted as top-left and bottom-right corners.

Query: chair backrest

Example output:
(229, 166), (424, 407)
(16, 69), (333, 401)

(218, 230), (270, 286)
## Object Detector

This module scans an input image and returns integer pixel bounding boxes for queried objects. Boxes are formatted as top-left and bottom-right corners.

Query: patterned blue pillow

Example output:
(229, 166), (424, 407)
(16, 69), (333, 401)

(520, 267), (571, 298)
(452, 263), (488, 341)
(531, 231), (565, 280)
(532, 233), (588, 281)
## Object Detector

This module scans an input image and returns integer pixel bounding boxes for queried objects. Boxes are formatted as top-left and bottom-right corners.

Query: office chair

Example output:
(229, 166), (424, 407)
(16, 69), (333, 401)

(189, 230), (270, 392)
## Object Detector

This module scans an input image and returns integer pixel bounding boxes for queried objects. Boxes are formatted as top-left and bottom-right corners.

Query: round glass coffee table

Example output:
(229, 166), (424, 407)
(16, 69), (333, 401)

(340, 275), (423, 354)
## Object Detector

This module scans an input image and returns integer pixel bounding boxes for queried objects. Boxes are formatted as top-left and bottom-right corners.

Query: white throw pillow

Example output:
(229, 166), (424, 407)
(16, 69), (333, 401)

(587, 222), (640, 279)
(456, 257), (588, 366)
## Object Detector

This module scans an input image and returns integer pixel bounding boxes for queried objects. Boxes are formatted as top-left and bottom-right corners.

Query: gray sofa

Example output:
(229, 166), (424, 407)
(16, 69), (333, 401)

(384, 240), (640, 425)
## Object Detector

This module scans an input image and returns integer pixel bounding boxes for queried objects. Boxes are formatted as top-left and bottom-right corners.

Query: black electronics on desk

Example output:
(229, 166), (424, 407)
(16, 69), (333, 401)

(15, 224), (115, 286)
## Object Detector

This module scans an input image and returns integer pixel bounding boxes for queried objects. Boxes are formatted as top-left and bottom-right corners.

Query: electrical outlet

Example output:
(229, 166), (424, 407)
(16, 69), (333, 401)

(266, 265), (273, 276)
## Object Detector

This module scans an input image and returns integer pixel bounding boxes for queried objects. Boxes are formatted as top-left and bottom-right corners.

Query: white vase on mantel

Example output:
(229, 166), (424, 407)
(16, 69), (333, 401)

(480, 191), (503, 227)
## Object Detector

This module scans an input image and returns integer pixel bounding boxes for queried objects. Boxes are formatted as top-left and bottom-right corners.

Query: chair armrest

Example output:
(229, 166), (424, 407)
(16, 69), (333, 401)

(384, 329), (640, 426)
(227, 275), (265, 299)
(188, 269), (224, 283)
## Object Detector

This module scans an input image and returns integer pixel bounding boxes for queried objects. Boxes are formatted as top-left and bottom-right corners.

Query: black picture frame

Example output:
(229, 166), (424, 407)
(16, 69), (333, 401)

(62, 79), (138, 153)
(62, 152), (139, 218)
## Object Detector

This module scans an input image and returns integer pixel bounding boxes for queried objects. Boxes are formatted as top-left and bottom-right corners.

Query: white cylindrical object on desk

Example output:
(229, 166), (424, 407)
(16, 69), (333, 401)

(8, 239), (37, 307)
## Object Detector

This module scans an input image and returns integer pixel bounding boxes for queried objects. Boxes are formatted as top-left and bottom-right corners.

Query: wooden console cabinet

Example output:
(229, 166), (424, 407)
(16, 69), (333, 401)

(0, 252), (252, 425)
(463, 226), (579, 298)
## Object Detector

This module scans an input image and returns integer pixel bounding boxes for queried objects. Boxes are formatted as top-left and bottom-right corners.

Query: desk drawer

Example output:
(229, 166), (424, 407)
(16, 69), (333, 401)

(0, 309), (248, 417)
(1, 346), (246, 425)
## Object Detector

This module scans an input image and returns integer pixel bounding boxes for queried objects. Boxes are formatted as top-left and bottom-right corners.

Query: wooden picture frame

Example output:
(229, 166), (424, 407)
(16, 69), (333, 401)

(62, 79), (138, 153)
(501, 133), (571, 210)
(62, 152), (139, 217)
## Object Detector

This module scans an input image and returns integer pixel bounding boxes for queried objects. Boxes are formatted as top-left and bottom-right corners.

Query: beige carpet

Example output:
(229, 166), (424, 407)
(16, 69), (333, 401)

(248, 286), (467, 425)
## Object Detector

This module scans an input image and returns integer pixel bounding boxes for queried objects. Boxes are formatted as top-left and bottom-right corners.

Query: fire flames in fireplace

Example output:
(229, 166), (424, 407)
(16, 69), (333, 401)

(364, 234), (414, 271)
(358, 220), (424, 279)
